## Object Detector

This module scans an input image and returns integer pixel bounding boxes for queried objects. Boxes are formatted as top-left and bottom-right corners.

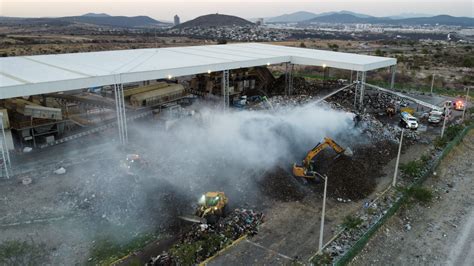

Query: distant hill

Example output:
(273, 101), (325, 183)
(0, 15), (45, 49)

(306, 13), (377, 24)
(82, 13), (111, 18)
(61, 15), (168, 27)
(266, 11), (317, 23)
(0, 15), (170, 28)
(388, 13), (433, 19)
(0, 17), (73, 26)
(175, 14), (254, 28)
(266, 10), (373, 23)
(394, 15), (474, 27)
(303, 13), (474, 26)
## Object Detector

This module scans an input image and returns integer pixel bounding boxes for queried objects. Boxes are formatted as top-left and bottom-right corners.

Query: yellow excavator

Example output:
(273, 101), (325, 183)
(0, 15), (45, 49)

(293, 137), (353, 179)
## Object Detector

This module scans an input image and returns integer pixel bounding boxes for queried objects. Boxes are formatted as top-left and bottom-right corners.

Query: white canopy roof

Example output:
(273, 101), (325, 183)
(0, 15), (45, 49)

(0, 43), (396, 99)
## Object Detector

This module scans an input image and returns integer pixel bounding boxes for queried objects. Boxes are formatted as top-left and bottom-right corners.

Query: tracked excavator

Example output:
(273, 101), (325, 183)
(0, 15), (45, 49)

(293, 137), (353, 179)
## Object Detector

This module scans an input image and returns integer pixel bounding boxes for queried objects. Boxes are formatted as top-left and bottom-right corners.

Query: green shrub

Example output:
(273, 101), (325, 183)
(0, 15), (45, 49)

(312, 252), (332, 266)
(434, 136), (448, 148)
(445, 124), (464, 141)
(435, 124), (465, 148)
(406, 186), (433, 203)
(420, 153), (431, 163)
(400, 160), (424, 178)
(342, 215), (363, 230)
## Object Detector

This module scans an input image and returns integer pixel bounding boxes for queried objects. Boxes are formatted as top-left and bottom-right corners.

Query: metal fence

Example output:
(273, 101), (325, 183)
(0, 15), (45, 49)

(334, 124), (474, 266)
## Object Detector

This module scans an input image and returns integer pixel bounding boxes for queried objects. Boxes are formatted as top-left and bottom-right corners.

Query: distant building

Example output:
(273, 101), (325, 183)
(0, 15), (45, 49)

(256, 18), (264, 26)
(174, 15), (180, 26)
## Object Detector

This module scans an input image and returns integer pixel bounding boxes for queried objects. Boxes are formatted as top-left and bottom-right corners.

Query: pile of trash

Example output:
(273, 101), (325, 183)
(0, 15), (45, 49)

(253, 95), (316, 110)
(150, 209), (264, 265)
(363, 92), (409, 112)
(216, 208), (264, 237)
(269, 76), (315, 95)
(357, 113), (419, 142)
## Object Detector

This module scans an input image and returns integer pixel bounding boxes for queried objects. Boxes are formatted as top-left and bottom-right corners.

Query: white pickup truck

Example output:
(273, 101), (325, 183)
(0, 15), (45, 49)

(401, 111), (419, 129)
(428, 109), (443, 124)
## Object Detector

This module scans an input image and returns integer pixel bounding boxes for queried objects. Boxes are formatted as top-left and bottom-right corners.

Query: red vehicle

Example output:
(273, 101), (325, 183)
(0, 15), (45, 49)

(454, 99), (465, 111)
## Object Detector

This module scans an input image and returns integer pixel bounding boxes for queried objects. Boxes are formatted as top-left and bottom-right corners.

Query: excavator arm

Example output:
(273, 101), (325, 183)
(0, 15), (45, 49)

(302, 137), (345, 167)
(294, 137), (349, 179)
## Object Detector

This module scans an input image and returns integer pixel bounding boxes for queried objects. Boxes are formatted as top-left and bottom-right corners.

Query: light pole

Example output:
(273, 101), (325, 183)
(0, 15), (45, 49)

(319, 174), (328, 252)
(462, 87), (470, 122)
(441, 101), (450, 138)
(393, 128), (404, 187)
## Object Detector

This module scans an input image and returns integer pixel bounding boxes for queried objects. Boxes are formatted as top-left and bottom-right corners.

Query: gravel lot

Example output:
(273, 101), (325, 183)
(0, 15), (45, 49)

(351, 130), (474, 266)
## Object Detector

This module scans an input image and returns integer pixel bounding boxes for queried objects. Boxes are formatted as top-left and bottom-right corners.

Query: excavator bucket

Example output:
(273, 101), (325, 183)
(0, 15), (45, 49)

(343, 147), (353, 157)
(178, 215), (207, 224)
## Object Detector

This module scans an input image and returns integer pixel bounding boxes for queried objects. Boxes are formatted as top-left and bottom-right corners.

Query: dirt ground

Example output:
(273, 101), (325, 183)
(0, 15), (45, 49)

(351, 130), (474, 266)
(198, 141), (428, 265)
(0, 93), (444, 265)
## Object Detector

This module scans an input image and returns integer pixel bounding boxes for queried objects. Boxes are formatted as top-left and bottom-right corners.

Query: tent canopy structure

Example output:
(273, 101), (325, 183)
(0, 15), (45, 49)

(0, 43), (396, 99)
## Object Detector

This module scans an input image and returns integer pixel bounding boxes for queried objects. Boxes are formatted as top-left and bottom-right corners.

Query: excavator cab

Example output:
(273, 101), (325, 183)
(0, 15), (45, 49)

(293, 137), (352, 180)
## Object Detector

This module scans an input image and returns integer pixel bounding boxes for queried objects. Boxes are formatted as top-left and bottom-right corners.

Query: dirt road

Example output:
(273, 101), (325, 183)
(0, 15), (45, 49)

(351, 130), (474, 266)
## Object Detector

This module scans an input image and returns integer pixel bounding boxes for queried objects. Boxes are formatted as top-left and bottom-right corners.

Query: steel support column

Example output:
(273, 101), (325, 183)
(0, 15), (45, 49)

(222, 70), (230, 110)
(0, 113), (10, 178)
(285, 63), (294, 96)
(119, 83), (128, 143)
(114, 79), (128, 145)
(359, 71), (367, 110)
(354, 71), (360, 108)
(390, 65), (396, 90)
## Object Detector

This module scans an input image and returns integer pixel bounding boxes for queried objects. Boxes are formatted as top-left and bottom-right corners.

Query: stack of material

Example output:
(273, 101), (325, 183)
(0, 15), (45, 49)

(216, 208), (264, 237)
(165, 209), (264, 265)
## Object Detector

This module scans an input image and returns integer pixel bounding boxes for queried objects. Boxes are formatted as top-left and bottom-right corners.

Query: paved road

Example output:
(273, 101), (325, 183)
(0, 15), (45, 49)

(447, 207), (474, 266)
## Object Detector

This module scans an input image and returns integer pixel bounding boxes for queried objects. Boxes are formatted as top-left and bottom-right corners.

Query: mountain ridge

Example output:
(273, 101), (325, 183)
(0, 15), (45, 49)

(175, 14), (254, 28)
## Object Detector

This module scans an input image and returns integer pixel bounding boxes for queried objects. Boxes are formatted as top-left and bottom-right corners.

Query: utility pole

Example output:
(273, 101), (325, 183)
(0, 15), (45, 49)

(430, 74), (435, 95)
(462, 87), (470, 121)
(441, 101), (449, 138)
(319, 174), (328, 252)
(393, 128), (404, 187)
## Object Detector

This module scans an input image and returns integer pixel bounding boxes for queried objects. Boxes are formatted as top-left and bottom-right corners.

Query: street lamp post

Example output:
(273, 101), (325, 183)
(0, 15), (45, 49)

(393, 128), (404, 187)
(462, 87), (470, 122)
(441, 102), (449, 139)
(319, 174), (328, 252)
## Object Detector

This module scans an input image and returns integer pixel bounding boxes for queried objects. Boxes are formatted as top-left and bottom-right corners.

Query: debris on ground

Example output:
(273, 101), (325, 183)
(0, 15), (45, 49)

(22, 177), (33, 185)
(326, 155), (374, 200)
(149, 209), (264, 265)
(54, 167), (66, 175)
(258, 167), (306, 202)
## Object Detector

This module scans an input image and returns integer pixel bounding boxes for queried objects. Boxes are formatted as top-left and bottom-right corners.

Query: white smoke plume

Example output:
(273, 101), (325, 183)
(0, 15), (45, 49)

(134, 101), (357, 194)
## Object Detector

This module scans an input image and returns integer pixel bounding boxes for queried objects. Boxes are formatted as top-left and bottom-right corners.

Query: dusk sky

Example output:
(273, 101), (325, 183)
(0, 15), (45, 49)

(1, 0), (473, 21)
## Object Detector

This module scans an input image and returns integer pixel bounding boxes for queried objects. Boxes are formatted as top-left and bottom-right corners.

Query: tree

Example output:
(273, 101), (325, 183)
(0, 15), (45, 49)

(299, 42), (306, 48)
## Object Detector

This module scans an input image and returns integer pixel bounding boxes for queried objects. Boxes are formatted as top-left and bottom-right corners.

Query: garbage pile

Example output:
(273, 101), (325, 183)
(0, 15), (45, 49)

(258, 167), (306, 202)
(270, 76), (315, 95)
(309, 140), (398, 201)
(216, 208), (264, 237)
(363, 92), (409, 112)
(357, 113), (419, 142)
(326, 156), (374, 200)
(151, 209), (264, 265)
(253, 95), (316, 110)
